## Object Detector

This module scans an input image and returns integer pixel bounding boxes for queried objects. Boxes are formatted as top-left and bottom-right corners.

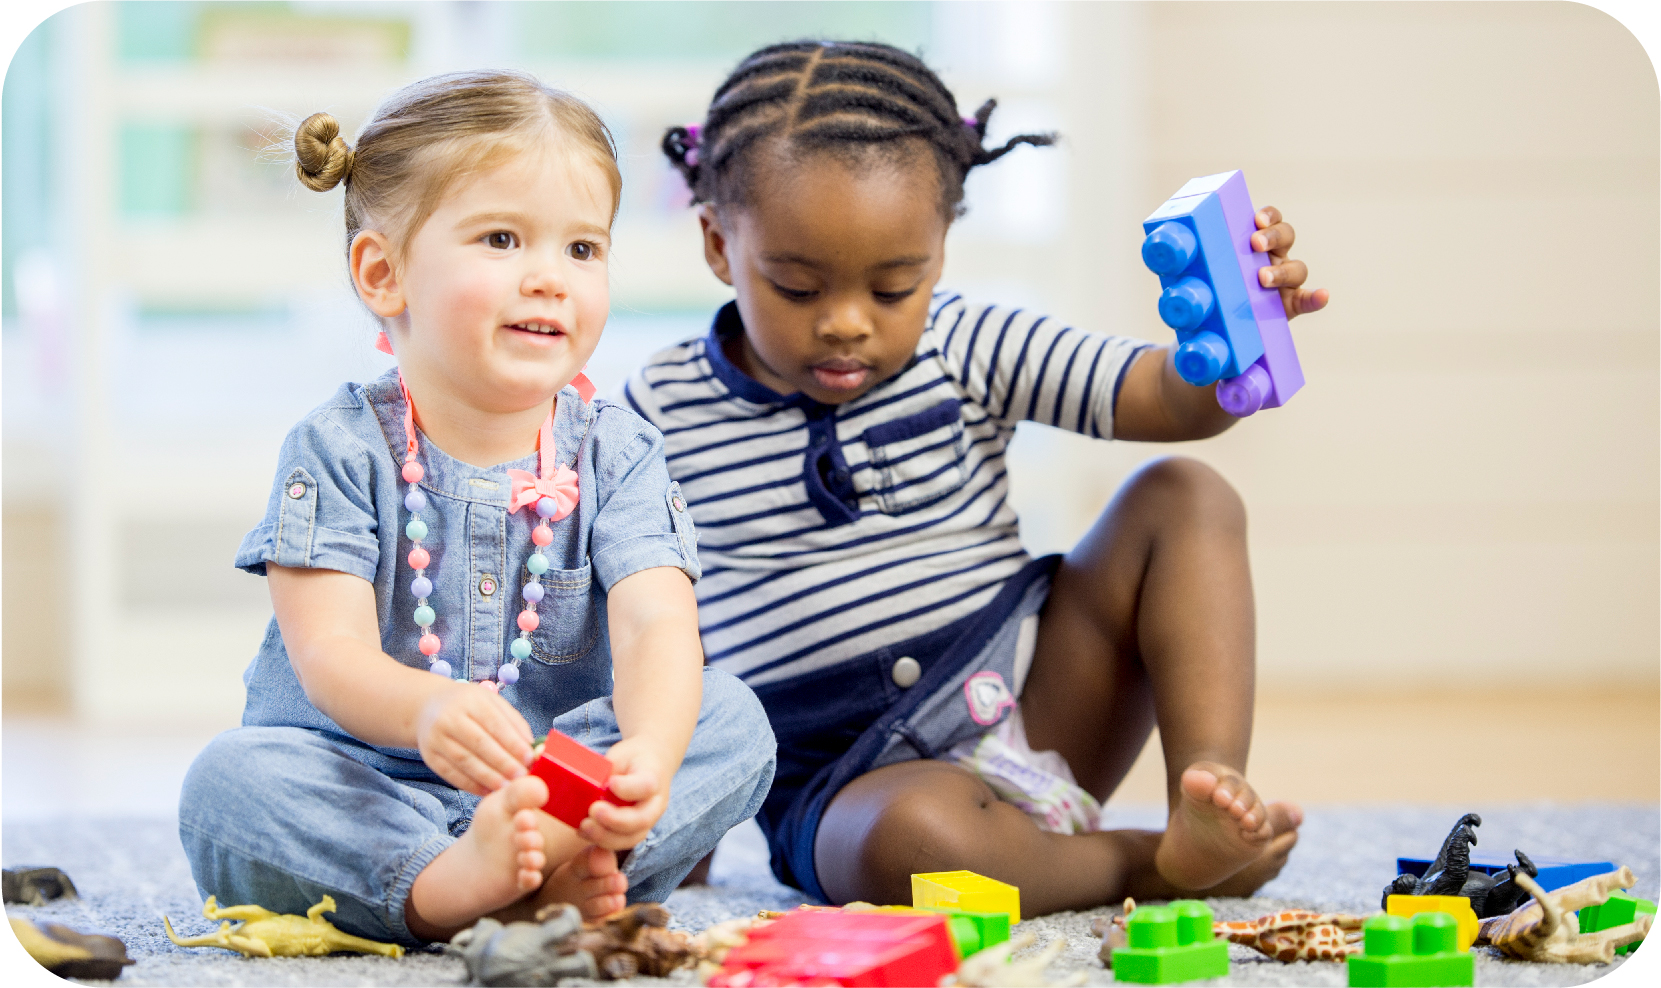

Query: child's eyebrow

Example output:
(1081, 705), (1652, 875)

(457, 210), (528, 226)
(763, 252), (931, 269)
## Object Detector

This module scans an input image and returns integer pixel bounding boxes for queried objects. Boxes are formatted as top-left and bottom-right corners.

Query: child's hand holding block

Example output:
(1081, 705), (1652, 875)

(528, 729), (637, 830)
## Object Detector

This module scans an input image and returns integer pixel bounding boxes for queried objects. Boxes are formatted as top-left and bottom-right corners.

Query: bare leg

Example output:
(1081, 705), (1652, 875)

(405, 775), (551, 941)
(815, 458), (1300, 913)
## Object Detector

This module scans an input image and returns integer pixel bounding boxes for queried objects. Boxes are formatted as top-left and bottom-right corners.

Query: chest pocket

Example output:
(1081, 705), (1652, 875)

(862, 398), (969, 515)
(529, 561), (601, 664)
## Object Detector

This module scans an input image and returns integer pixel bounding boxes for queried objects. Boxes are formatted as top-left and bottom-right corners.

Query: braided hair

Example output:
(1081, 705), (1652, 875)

(662, 40), (1056, 219)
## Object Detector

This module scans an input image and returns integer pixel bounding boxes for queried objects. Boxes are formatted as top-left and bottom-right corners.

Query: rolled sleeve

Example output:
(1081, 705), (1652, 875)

(236, 414), (381, 582)
(589, 420), (700, 592)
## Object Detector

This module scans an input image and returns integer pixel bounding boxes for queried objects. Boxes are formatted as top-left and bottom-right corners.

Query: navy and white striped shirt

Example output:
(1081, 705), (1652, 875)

(622, 293), (1149, 687)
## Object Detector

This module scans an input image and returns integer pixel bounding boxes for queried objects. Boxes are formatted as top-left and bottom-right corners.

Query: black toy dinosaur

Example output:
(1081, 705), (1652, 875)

(1381, 812), (1537, 918)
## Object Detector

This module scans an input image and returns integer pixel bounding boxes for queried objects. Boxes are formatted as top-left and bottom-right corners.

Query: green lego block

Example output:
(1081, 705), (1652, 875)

(1111, 900), (1230, 984)
(1577, 892), (1655, 956)
(920, 908), (1010, 958)
(1347, 913), (1473, 987)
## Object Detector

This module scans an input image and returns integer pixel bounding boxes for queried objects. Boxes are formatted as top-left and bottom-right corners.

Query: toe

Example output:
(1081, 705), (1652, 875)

(1179, 766), (1222, 803)
(1265, 801), (1303, 834)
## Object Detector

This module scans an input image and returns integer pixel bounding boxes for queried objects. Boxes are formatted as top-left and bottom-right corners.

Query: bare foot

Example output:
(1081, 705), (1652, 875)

(405, 774), (550, 938)
(1154, 761), (1302, 890)
(529, 844), (628, 921)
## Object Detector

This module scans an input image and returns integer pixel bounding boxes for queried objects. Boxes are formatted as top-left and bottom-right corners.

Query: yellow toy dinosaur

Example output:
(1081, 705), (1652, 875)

(163, 894), (404, 958)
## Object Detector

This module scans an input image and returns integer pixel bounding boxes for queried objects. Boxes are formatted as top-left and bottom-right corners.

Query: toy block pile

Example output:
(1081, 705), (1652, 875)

(1348, 912), (1473, 987)
(1110, 900), (1229, 984)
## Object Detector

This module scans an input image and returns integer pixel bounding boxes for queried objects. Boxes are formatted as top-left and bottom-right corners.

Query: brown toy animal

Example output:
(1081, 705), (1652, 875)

(1476, 867), (1652, 964)
(564, 902), (697, 978)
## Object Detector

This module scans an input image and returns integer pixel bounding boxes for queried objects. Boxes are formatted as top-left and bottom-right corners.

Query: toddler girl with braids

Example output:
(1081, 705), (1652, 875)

(178, 71), (774, 945)
(626, 41), (1329, 914)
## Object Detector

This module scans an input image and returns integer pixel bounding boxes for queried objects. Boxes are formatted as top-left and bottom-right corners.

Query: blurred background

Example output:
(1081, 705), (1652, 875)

(3, 2), (1656, 819)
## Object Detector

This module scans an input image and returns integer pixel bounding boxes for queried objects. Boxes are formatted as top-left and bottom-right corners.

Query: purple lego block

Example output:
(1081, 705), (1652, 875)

(1173, 171), (1304, 415)
(1142, 189), (1264, 386)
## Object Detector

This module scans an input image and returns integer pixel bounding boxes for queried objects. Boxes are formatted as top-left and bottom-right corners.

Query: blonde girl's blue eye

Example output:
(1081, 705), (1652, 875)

(485, 231), (518, 249)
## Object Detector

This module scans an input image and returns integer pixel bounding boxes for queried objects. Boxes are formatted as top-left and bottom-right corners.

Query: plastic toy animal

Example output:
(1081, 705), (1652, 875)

(163, 894), (403, 958)
(1213, 908), (1366, 962)
(450, 904), (596, 985)
(1096, 899), (1364, 964)
(953, 932), (1086, 987)
(451, 901), (696, 984)
(1382, 812), (1537, 917)
(10, 917), (134, 979)
(1477, 867), (1652, 963)
(3, 865), (79, 905)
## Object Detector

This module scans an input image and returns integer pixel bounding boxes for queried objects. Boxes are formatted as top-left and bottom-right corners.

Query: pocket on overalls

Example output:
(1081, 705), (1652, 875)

(529, 562), (601, 664)
(862, 398), (969, 515)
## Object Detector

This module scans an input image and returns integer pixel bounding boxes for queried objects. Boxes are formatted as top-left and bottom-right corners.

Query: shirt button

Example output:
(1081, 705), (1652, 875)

(891, 656), (921, 688)
(287, 482), (306, 499)
(479, 574), (497, 597)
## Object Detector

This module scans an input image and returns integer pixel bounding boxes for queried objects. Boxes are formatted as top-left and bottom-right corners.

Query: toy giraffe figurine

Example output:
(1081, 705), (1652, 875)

(1096, 899), (1365, 964)
(164, 895), (403, 958)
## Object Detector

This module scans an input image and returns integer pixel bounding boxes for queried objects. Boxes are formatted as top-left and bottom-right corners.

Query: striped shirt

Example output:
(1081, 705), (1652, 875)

(622, 293), (1149, 687)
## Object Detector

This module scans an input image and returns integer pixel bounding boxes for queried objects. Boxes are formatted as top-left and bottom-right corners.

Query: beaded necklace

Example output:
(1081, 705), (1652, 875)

(396, 372), (580, 690)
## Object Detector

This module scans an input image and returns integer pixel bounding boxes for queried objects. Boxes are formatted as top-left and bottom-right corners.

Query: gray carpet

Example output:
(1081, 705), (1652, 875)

(4, 804), (1656, 985)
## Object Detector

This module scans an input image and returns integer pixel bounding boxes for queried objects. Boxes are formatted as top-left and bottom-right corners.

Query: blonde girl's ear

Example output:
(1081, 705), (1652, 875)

(350, 230), (406, 318)
(697, 204), (734, 287)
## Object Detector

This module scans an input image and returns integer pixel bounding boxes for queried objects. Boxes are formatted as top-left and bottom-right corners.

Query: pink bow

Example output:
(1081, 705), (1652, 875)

(507, 463), (578, 520)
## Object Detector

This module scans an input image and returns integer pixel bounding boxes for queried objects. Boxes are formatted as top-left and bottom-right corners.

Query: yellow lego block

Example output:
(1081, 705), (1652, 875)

(1386, 895), (1478, 952)
(911, 870), (1021, 924)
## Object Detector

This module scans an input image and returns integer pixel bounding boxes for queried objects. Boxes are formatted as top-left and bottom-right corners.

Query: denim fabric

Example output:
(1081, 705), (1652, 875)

(753, 554), (1058, 901)
(234, 368), (701, 738)
(179, 668), (775, 945)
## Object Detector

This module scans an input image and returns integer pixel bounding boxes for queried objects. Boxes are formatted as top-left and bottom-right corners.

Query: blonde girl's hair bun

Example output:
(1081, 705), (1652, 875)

(295, 112), (355, 192)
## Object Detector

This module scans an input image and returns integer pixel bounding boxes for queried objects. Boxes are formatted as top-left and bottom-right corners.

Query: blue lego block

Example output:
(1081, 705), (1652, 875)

(1395, 855), (1615, 894)
(1142, 186), (1264, 387)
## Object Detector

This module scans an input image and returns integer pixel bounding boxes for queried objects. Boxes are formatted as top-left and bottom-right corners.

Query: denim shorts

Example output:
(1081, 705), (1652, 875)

(751, 554), (1059, 902)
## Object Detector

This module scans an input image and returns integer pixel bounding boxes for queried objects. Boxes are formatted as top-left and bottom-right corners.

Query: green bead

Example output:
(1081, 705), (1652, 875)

(405, 518), (428, 541)
(526, 553), (549, 576)
(414, 605), (436, 628)
(511, 637), (532, 660)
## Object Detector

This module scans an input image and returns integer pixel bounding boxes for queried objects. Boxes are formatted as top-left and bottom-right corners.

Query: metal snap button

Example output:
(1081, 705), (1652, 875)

(891, 656), (921, 688)
(671, 494), (687, 512)
(287, 481), (306, 499)
(479, 574), (497, 597)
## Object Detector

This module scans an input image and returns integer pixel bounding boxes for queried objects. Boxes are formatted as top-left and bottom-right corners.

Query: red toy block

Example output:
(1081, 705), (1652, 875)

(527, 729), (635, 830)
(710, 911), (959, 987)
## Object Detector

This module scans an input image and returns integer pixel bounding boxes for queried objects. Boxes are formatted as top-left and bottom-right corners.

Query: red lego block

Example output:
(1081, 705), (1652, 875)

(710, 911), (959, 987)
(527, 729), (635, 830)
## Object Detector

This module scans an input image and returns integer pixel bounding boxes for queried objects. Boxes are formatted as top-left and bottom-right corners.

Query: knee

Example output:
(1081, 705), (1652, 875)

(696, 668), (777, 790)
(180, 727), (316, 824)
(1122, 456), (1246, 533)
(851, 770), (994, 884)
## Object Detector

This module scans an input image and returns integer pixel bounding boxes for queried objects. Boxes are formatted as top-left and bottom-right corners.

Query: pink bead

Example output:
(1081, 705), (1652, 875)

(517, 610), (540, 632)
(531, 525), (553, 547)
(480, 680), (499, 693)
(402, 461), (424, 483)
(408, 546), (430, 570)
(419, 633), (441, 656)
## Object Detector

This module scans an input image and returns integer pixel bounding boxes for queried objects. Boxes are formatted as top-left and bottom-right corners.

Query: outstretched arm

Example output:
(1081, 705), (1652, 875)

(1114, 207), (1328, 442)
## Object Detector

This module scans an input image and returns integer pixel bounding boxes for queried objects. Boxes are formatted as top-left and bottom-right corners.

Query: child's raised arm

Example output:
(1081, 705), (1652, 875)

(1114, 207), (1328, 442)
(578, 566), (703, 851)
(267, 564), (535, 795)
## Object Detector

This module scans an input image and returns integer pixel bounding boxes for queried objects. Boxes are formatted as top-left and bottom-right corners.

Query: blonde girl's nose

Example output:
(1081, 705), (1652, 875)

(520, 258), (568, 298)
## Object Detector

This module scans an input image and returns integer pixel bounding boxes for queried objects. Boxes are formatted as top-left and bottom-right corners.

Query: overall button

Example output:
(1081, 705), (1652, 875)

(287, 482), (306, 499)
(478, 574), (497, 597)
(891, 656), (921, 688)
(671, 494), (687, 512)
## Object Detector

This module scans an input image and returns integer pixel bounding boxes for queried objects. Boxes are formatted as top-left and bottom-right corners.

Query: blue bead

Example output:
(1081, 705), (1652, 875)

(414, 604), (436, 627)
(526, 553), (549, 576)
(522, 582), (544, 604)
(498, 663), (520, 685)
(405, 518), (428, 541)
(510, 638), (532, 660)
(404, 488), (427, 512)
(429, 659), (451, 678)
(410, 576), (433, 598)
(536, 496), (558, 518)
